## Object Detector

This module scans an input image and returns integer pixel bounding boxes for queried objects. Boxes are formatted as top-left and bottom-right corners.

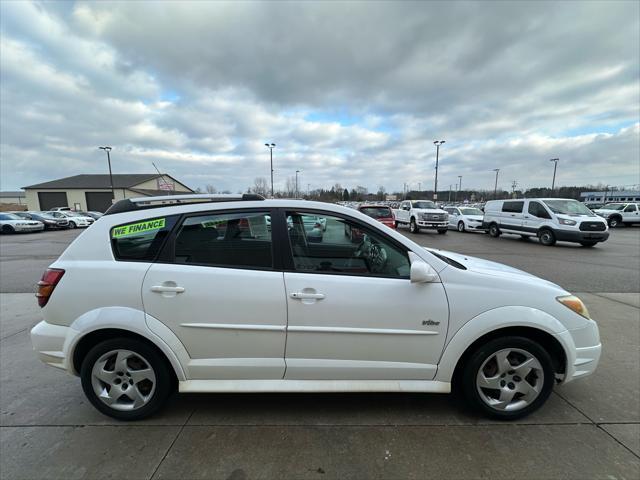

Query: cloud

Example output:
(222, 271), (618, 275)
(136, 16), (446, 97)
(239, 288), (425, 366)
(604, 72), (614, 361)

(1, 0), (638, 194)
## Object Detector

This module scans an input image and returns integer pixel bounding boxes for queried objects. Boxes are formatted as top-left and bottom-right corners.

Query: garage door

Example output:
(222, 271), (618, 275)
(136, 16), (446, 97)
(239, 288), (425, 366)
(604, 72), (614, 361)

(38, 192), (68, 211)
(85, 192), (114, 212)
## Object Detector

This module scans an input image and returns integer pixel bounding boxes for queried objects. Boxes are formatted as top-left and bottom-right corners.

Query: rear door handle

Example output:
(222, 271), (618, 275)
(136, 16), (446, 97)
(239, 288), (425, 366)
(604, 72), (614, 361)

(151, 285), (185, 294)
(290, 292), (325, 300)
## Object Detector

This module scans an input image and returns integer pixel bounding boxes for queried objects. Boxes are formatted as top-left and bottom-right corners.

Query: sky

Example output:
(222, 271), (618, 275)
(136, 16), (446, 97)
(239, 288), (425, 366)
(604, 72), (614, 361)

(1, 0), (639, 194)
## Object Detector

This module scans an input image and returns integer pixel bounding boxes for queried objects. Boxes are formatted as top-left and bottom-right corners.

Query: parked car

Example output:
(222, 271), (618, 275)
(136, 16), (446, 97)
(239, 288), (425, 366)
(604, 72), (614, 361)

(393, 200), (449, 234)
(12, 211), (69, 230)
(483, 198), (609, 247)
(346, 204), (395, 242)
(592, 203), (640, 228)
(74, 211), (104, 220)
(50, 207), (71, 211)
(0, 213), (45, 233)
(46, 211), (95, 228)
(31, 194), (600, 421)
(443, 206), (484, 232)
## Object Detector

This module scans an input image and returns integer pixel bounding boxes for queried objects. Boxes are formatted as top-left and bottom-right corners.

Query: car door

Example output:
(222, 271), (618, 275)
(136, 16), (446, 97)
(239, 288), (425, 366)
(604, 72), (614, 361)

(623, 204), (639, 222)
(523, 200), (550, 234)
(141, 209), (288, 380)
(499, 201), (525, 233)
(280, 209), (449, 380)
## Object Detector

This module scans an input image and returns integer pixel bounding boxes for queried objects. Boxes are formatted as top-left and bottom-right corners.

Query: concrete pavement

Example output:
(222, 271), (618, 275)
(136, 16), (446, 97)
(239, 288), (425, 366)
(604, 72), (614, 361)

(1, 292), (638, 479)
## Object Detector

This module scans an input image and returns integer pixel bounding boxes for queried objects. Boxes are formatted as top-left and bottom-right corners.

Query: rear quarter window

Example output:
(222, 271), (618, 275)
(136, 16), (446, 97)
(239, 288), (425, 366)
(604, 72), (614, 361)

(111, 215), (179, 261)
(502, 201), (524, 213)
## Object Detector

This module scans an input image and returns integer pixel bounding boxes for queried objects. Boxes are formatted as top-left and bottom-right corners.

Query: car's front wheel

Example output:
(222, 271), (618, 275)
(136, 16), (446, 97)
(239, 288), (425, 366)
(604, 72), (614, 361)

(81, 338), (173, 421)
(410, 218), (420, 234)
(461, 336), (554, 420)
(457, 221), (466, 232)
(488, 223), (500, 237)
(68, 221), (76, 229)
(608, 216), (621, 228)
(1, 225), (14, 234)
(538, 229), (556, 246)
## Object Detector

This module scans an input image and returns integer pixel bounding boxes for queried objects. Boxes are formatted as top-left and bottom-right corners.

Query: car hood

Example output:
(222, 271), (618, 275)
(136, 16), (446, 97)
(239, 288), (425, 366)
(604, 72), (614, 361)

(463, 215), (484, 221)
(593, 209), (618, 215)
(412, 208), (447, 214)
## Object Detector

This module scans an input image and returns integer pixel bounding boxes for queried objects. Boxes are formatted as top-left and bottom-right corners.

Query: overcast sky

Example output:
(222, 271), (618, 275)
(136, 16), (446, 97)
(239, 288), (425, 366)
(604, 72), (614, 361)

(1, 1), (639, 194)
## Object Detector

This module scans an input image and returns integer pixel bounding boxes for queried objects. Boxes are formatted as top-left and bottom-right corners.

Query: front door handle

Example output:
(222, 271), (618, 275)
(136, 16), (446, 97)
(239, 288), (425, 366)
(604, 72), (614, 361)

(151, 285), (185, 294)
(290, 292), (325, 300)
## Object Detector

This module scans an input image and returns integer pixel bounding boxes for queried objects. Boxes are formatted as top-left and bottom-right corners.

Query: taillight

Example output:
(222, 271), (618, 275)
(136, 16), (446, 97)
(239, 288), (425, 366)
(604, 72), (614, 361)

(36, 268), (65, 307)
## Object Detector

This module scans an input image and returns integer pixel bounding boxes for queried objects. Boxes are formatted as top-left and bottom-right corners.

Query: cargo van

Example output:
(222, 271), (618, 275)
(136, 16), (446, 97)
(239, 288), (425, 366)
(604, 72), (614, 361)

(483, 198), (609, 247)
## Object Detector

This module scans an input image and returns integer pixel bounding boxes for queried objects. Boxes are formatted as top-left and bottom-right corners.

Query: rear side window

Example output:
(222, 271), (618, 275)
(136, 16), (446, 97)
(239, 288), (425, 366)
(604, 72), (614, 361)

(174, 211), (273, 269)
(528, 202), (551, 219)
(502, 201), (524, 213)
(111, 216), (179, 261)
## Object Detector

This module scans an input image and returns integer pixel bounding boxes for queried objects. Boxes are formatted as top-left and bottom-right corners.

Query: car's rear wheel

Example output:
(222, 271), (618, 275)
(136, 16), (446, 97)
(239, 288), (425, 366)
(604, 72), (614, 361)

(488, 223), (500, 237)
(461, 336), (554, 420)
(1, 225), (14, 234)
(410, 218), (420, 233)
(457, 221), (466, 232)
(538, 229), (556, 246)
(81, 338), (172, 421)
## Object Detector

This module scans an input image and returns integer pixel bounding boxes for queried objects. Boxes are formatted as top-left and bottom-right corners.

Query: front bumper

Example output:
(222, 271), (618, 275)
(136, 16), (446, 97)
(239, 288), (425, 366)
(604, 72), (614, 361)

(555, 229), (609, 243)
(417, 221), (448, 228)
(30, 320), (73, 373)
(555, 319), (601, 383)
(14, 224), (44, 232)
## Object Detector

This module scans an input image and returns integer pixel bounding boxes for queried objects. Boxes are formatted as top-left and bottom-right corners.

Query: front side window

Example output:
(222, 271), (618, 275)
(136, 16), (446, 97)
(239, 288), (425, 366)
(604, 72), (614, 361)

(543, 200), (595, 216)
(502, 201), (524, 213)
(286, 211), (410, 278)
(174, 211), (272, 269)
(528, 201), (551, 219)
(460, 208), (483, 216)
(111, 215), (179, 261)
(623, 205), (637, 212)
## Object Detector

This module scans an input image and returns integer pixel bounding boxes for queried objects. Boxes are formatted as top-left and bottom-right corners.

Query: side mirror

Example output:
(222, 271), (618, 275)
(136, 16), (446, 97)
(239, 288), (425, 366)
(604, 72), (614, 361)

(408, 252), (439, 284)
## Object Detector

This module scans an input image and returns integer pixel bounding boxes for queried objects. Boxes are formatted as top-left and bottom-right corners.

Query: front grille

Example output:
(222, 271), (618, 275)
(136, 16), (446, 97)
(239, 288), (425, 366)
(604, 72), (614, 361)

(424, 213), (445, 221)
(579, 221), (606, 231)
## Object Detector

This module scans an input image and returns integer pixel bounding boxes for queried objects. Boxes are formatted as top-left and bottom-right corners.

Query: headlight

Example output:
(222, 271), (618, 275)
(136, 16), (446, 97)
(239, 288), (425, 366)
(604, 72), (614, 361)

(558, 218), (577, 226)
(557, 295), (591, 319)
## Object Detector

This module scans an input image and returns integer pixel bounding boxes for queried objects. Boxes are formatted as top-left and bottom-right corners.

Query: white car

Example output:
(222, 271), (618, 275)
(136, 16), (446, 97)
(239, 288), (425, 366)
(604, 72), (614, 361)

(46, 211), (94, 228)
(593, 203), (640, 228)
(443, 206), (485, 232)
(0, 213), (45, 233)
(483, 198), (609, 247)
(393, 200), (449, 234)
(31, 194), (601, 421)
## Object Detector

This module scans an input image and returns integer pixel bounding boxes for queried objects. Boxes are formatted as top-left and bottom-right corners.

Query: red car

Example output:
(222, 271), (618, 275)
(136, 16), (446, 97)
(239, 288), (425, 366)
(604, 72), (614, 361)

(345, 205), (396, 242)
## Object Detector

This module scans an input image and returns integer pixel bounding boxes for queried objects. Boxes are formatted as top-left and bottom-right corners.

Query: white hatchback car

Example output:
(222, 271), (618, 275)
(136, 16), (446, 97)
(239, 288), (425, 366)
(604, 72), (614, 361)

(46, 211), (95, 229)
(31, 194), (601, 420)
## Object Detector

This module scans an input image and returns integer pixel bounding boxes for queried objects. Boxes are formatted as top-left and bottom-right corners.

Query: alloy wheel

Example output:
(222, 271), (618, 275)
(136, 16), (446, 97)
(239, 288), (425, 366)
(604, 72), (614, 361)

(476, 348), (544, 412)
(458, 221), (465, 232)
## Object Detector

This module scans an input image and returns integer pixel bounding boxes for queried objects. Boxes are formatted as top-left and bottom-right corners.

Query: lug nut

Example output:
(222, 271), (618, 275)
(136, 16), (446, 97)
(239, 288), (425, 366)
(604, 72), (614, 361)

(500, 380), (506, 387)
(508, 382), (515, 389)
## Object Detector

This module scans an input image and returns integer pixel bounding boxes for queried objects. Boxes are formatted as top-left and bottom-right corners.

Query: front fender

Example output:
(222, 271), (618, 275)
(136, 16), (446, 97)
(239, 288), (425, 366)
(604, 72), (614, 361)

(434, 305), (572, 383)
(66, 307), (188, 381)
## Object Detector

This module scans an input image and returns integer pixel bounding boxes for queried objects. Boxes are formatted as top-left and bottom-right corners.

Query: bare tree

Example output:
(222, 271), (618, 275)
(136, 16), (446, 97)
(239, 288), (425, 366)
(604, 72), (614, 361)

(285, 176), (297, 197)
(205, 184), (217, 194)
(252, 177), (269, 196)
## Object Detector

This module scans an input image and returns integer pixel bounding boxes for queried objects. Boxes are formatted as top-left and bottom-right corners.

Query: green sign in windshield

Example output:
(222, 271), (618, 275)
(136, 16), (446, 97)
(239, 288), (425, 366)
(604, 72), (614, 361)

(111, 218), (166, 238)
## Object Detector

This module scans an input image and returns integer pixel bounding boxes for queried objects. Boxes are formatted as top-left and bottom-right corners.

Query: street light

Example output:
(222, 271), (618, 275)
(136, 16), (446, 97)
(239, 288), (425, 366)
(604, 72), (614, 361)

(98, 146), (115, 200)
(550, 158), (559, 192)
(295, 170), (300, 198)
(493, 168), (500, 199)
(458, 175), (462, 200)
(264, 143), (276, 197)
(433, 140), (445, 201)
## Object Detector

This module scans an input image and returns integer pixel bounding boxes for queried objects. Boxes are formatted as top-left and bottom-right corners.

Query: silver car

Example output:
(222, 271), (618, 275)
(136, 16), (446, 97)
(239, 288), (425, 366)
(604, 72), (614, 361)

(0, 213), (45, 233)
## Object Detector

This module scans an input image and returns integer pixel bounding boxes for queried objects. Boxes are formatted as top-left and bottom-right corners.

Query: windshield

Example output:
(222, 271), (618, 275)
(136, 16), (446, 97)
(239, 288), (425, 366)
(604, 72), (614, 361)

(0, 214), (21, 220)
(602, 203), (626, 211)
(460, 208), (483, 216)
(360, 207), (392, 219)
(543, 200), (594, 216)
(412, 201), (436, 209)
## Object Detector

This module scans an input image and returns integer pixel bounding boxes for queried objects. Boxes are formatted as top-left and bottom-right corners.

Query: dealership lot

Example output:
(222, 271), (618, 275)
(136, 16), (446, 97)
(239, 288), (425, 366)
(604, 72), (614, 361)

(1, 226), (638, 478)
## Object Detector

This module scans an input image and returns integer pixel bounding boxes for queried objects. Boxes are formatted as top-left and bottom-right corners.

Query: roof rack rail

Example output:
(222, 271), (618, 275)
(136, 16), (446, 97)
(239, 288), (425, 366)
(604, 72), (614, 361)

(104, 193), (265, 216)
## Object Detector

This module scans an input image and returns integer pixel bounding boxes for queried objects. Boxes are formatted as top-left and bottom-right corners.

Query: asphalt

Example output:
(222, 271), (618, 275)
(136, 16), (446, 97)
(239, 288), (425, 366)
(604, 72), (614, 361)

(0, 224), (639, 478)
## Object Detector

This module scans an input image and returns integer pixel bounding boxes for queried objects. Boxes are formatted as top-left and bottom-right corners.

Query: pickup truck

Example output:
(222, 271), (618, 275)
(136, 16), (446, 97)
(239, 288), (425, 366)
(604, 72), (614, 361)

(393, 200), (449, 234)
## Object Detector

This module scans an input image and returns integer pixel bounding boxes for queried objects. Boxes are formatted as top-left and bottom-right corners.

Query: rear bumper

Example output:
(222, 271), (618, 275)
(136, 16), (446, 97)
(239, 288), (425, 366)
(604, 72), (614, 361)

(30, 320), (73, 373)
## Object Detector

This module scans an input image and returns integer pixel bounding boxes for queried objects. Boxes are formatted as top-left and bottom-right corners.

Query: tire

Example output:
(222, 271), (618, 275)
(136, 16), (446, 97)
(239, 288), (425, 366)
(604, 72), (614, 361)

(488, 223), (500, 237)
(68, 221), (77, 229)
(1, 225), (15, 234)
(538, 229), (556, 246)
(80, 337), (173, 421)
(460, 336), (555, 420)
(457, 221), (466, 233)
(410, 217), (420, 234)
(437, 229), (448, 234)
(580, 241), (597, 247)
(608, 216), (621, 228)
(394, 221), (399, 228)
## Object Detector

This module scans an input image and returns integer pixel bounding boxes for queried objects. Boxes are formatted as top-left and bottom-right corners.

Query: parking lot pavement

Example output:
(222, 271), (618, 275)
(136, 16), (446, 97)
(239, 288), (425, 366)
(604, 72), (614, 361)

(1, 292), (638, 479)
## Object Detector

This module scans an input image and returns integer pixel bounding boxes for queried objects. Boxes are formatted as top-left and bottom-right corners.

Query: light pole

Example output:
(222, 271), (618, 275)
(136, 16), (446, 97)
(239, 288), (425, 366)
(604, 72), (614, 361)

(295, 170), (300, 198)
(550, 158), (559, 192)
(458, 175), (462, 201)
(264, 143), (276, 197)
(98, 146), (115, 200)
(307, 183), (311, 197)
(433, 140), (445, 201)
(418, 182), (421, 193)
(448, 185), (452, 203)
(493, 168), (500, 199)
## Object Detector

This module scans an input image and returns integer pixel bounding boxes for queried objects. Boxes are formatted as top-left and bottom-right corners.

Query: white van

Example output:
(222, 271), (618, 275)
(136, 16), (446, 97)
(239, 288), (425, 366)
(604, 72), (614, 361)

(483, 198), (609, 247)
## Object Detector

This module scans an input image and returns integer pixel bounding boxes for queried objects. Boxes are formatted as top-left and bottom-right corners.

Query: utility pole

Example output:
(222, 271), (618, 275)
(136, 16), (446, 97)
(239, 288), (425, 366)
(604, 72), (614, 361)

(493, 168), (500, 199)
(264, 143), (276, 197)
(448, 185), (452, 203)
(550, 158), (559, 192)
(294, 170), (300, 198)
(418, 182), (421, 193)
(458, 175), (462, 202)
(307, 183), (311, 197)
(433, 140), (445, 201)
(98, 147), (115, 201)
(511, 180), (518, 198)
